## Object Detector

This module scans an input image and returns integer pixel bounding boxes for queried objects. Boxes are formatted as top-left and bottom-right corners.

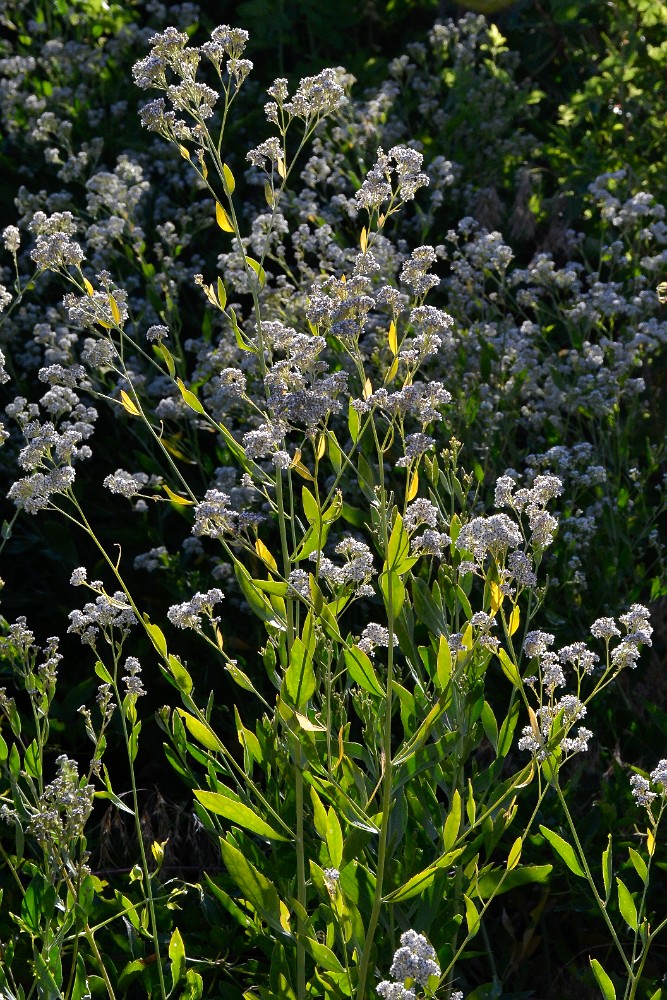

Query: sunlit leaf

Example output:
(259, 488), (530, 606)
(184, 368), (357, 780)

(194, 790), (289, 840)
(216, 201), (234, 232)
(539, 825), (584, 877)
(616, 877), (638, 930)
(163, 484), (193, 505)
(590, 958), (616, 1000)
(120, 389), (140, 416)
(222, 162), (236, 195)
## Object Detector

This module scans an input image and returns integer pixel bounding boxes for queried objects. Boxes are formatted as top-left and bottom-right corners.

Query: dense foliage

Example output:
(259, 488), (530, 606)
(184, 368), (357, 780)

(0, 1), (666, 998)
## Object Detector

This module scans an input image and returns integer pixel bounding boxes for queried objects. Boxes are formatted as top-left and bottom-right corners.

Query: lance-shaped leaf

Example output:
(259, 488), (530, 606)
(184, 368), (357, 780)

(194, 790), (289, 841)
(344, 645), (385, 698)
(539, 825), (585, 877)
(219, 838), (292, 936)
(616, 877), (638, 930)
(590, 959), (616, 1000)
(298, 935), (345, 974)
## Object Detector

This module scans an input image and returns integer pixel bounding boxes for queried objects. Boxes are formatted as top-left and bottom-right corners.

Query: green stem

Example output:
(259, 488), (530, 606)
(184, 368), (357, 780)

(355, 456), (394, 1000)
(555, 780), (633, 978)
(115, 700), (168, 1000)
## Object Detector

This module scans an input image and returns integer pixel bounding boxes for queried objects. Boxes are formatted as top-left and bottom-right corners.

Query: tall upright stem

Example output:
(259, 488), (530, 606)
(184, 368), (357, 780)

(356, 464), (394, 1000)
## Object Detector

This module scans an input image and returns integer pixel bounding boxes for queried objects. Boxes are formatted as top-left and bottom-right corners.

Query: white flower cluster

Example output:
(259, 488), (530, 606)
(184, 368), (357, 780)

(376, 930), (446, 1000)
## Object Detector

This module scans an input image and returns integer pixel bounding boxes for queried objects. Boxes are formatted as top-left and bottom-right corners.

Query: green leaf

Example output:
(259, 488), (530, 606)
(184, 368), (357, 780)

(71, 955), (89, 1000)
(348, 402), (361, 443)
(539, 825), (585, 877)
(297, 935), (345, 974)
(169, 927), (186, 988)
(497, 647), (522, 688)
(95, 660), (113, 684)
(283, 636), (316, 708)
(24, 739), (40, 779)
(507, 837), (522, 870)
(168, 654), (193, 694)
(217, 276), (227, 310)
(616, 878), (638, 930)
(344, 646), (385, 698)
(182, 969), (204, 1000)
(235, 564), (283, 624)
(244, 255), (266, 288)
(628, 847), (648, 883)
(590, 958), (616, 1000)
(480, 701), (498, 753)
(475, 865), (552, 899)
(443, 789), (461, 852)
(22, 875), (56, 934)
(302, 485), (320, 525)
(143, 615), (168, 657)
(310, 787), (328, 840)
(379, 569), (405, 617)
(602, 834), (613, 901)
(383, 864), (440, 902)
(157, 341), (176, 376)
(383, 848), (464, 902)
(387, 513), (410, 572)
(194, 790), (289, 840)
(326, 807), (343, 868)
(219, 838), (291, 936)
(176, 710), (224, 754)
(176, 376), (206, 414)
(464, 893), (481, 936)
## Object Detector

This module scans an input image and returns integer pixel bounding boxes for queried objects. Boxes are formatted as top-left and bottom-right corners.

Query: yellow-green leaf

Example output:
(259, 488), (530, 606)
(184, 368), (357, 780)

(255, 537), (277, 571)
(163, 484), (194, 505)
(590, 958), (616, 1000)
(497, 647), (522, 688)
(540, 825), (585, 877)
(194, 790), (289, 841)
(109, 294), (121, 325)
(508, 604), (520, 636)
(217, 276), (227, 310)
(143, 616), (167, 657)
(436, 634), (452, 690)
(602, 833), (613, 901)
(507, 836), (522, 870)
(222, 162), (236, 195)
(616, 877), (638, 930)
(628, 847), (648, 883)
(176, 709), (224, 754)
(464, 894), (480, 936)
(219, 838), (291, 936)
(176, 377), (205, 414)
(443, 789), (461, 852)
(325, 807), (343, 868)
(244, 256), (266, 288)
(215, 202), (234, 232)
(388, 319), (398, 356)
(298, 935), (344, 974)
(156, 342), (176, 377)
(490, 581), (503, 614)
(120, 389), (140, 417)
(344, 646), (385, 698)
(406, 468), (419, 501)
(83, 277), (94, 296)
(168, 927), (186, 987)
(168, 654), (193, 694)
